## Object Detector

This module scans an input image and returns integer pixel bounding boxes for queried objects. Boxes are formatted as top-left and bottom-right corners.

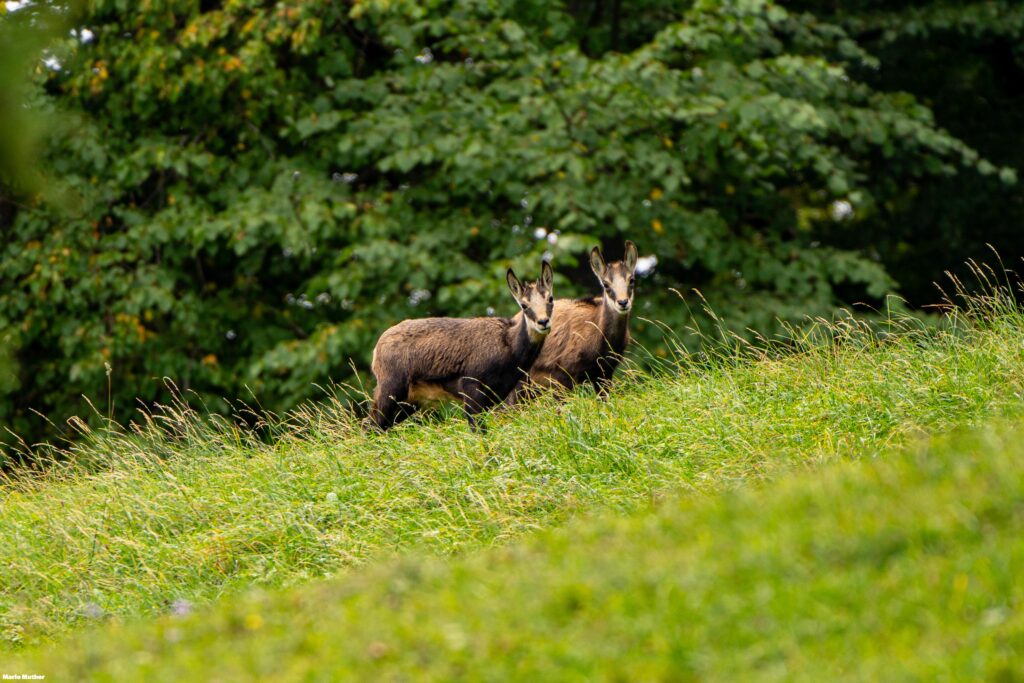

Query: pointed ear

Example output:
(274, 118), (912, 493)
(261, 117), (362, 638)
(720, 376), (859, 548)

(589, 247), (607, 279)
(624, 240), (638, 271)
(540, 260), (554, 291)
(506, 268), (523, 299)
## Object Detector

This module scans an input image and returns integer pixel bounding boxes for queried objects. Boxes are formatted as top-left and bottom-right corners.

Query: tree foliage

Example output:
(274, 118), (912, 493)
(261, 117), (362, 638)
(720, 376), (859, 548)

(0, 0), (1016, 448)
(802, 0), (1024, 304)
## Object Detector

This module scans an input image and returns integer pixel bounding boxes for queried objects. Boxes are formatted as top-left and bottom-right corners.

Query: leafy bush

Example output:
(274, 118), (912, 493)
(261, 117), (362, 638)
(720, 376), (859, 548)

(0, 0), (1015, 446)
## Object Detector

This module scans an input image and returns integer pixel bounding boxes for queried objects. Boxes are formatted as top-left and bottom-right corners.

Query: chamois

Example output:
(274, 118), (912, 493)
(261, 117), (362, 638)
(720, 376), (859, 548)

(510, 240), (638, 401)
(369, 261), (555, 432)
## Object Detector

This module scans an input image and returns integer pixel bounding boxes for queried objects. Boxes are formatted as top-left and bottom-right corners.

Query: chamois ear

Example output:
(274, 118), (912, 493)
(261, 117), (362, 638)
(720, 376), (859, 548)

(624, 240), (638, 271)
(540, 260), (554, 291)
(506, 268), (524, 299)
(589, 246), (607, 279)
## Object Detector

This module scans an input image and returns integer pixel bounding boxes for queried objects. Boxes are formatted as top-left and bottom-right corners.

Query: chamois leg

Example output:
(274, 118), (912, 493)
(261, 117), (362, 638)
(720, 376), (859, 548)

(500, 378), (531, 409)
(549, 369), (576, 399)
(458, 378), (493, 434)
(368, 380), (409, 432)
(504, 370), (573, 408)
(541, 370), (576, 411)
(591, 358), (621, 400)
(591, 376), (612, 400)
(391, 400), (419, 428)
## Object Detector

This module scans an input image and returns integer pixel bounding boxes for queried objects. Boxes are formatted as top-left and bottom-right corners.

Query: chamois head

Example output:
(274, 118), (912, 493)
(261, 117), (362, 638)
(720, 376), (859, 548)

(590, 240), (638, 314)
(507, 261), (554, 335)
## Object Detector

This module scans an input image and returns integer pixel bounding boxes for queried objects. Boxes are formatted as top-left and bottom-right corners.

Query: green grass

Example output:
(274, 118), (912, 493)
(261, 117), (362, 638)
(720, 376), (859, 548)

(13, 412), (1024, 680)
(2, 306), (1024, 659)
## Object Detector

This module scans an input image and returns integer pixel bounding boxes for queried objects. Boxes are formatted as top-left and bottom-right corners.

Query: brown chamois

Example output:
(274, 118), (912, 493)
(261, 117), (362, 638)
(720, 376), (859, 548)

(510, 240), (638, 402)
(368, 261), (555, 432)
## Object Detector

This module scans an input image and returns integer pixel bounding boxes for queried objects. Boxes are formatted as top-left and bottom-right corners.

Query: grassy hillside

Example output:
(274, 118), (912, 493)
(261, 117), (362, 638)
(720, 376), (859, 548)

(13, 415), (1024, 680)
(2, 307), (1024, 656)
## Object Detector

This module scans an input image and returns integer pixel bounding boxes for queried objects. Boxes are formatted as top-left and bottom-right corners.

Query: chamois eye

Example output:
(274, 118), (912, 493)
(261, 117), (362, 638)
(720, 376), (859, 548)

(548, 297), (553, 304)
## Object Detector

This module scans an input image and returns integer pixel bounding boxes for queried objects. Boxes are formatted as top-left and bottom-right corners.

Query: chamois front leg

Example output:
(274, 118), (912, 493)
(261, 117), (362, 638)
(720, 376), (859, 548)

(368, 379), (411, 432)
(458, 378), (493, 433)
(500, 377), (532, 409)
(590, 354), (623, 400)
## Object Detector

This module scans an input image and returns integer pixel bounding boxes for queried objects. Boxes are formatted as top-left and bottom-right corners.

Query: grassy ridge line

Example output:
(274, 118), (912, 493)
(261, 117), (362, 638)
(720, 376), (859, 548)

(2, 315), (1023, 649)
(15, 418), (1024, 681)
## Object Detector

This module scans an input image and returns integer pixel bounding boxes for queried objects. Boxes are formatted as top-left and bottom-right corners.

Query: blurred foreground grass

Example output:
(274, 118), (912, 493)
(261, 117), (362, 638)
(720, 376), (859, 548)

(13, 410), (1024, 680)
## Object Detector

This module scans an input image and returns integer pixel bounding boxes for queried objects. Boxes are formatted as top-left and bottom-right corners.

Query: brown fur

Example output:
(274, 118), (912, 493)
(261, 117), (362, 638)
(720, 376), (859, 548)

(511, 241), (638, 400)
(369, 263), (554, 431)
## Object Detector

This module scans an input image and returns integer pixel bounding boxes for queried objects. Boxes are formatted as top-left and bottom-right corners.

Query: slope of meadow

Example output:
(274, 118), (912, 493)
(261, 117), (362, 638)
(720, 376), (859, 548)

(2, 307), (1024, 662)
(15, 416), (1024, 681)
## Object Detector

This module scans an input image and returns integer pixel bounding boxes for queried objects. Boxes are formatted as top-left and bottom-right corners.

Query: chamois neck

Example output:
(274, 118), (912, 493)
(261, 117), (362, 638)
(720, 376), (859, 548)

(599, 299), (630, 346)
(508, 312), (546, 357)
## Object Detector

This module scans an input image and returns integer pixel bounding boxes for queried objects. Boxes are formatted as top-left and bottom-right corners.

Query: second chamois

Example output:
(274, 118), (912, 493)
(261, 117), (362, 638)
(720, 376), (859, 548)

(369, 261), (555, 431)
